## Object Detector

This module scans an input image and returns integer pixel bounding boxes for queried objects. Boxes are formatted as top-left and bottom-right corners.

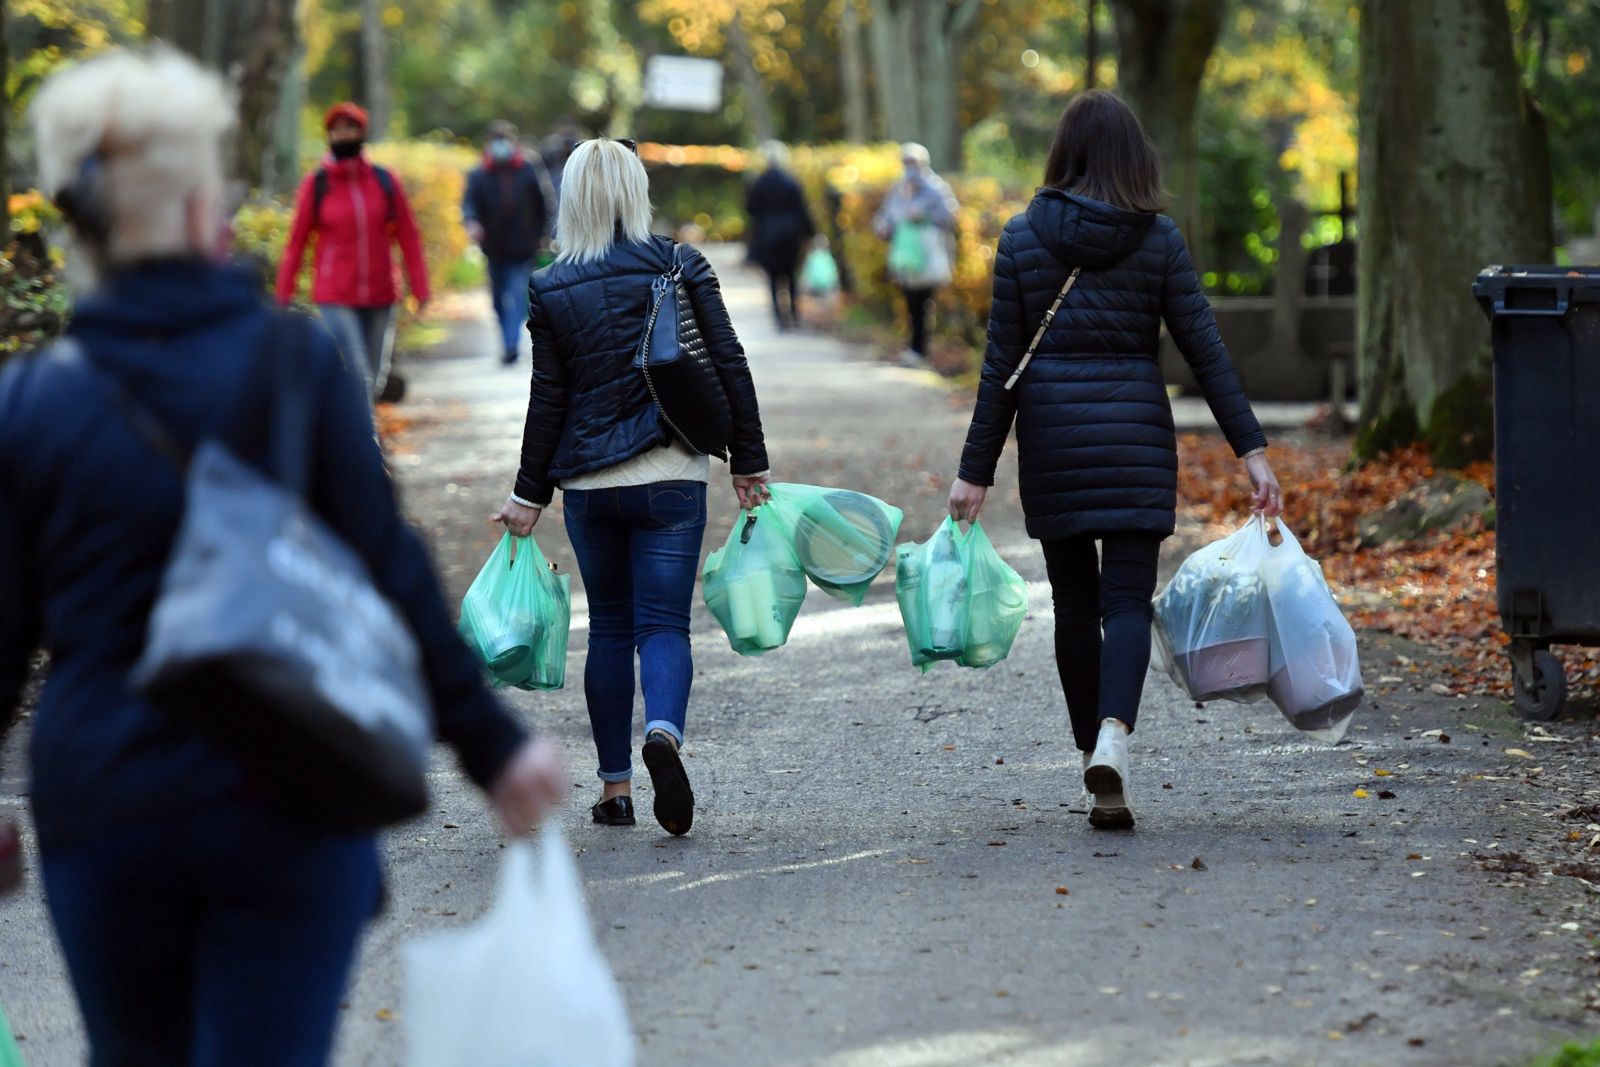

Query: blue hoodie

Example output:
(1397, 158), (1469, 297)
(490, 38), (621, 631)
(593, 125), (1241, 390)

(0, 259), (526, 846)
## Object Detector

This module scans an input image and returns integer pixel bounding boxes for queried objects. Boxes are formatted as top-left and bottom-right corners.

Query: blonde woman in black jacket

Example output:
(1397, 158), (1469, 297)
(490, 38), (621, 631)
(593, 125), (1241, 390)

(949, 91), (1283, 830)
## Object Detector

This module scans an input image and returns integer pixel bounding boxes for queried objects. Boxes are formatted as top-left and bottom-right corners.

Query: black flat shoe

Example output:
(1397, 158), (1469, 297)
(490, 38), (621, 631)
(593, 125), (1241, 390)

(591, 796), (636, 826)
(642, 733), (694, 836)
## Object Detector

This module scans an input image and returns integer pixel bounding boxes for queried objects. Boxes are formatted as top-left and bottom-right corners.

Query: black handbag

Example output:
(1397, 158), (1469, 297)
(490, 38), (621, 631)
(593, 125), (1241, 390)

(633, 244), (734, 457)
(71, 314), (434, 833)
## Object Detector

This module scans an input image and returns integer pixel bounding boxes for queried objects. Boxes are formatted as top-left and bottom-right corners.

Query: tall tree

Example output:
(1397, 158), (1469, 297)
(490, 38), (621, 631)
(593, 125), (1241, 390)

(866, 0), (983, 170)
(234, 0), (300, 190)
(358, 0), (391, 138)
(1109, 0), (1227, 245)
(1356, 0), (1552, 465)
(839, 0), (870, 142)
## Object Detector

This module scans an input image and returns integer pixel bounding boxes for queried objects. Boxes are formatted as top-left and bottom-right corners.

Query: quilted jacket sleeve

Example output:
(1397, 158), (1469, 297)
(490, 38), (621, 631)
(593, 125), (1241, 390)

(1160, 222), (1267, 457)
(513, 284), (567, 505)
(681, 247), (770, 476)
(957, 225), (1025, 486)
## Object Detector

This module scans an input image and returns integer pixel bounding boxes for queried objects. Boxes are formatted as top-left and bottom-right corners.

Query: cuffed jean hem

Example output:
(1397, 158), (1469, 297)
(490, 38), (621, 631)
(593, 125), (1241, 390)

(597, 766), (633, 784)
(644, 720), (684, 746)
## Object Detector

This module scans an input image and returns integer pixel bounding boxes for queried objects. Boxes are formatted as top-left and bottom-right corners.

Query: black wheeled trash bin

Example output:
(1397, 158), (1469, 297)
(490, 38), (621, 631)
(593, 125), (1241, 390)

(1473, 265), (1600, 720)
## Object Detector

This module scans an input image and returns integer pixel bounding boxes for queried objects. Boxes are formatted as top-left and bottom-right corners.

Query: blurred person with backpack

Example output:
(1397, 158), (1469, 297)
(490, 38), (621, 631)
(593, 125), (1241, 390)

(463, 120), (554, 365)
(4, 49), (565, 1064)
(276, 102), (431, 406)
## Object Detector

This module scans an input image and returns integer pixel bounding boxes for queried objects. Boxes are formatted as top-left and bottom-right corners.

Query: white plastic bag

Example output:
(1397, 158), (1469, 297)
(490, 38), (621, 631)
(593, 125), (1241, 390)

(1151, 518), (1273, 703)
(402, 827), (634, 1067)
(1259, 520), (1364, 744)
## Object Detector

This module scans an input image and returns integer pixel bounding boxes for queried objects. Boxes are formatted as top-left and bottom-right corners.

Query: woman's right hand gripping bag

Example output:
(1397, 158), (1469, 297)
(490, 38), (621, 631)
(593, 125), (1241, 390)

(1259, 521), (1364, 743)
(703, 510), (809, 656)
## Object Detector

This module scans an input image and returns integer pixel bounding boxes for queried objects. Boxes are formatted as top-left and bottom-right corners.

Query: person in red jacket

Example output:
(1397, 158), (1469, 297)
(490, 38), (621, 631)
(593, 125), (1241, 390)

(276, 102), (430, 406)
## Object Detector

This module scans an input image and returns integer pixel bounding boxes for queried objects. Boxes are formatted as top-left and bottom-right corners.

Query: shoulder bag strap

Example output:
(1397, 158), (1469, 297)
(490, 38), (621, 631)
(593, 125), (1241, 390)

(1003, 266), (1081, 392)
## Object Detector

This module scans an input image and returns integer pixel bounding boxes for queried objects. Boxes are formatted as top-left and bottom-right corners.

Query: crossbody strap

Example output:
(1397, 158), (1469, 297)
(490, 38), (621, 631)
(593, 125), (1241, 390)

(1003, 266), (1081, 391)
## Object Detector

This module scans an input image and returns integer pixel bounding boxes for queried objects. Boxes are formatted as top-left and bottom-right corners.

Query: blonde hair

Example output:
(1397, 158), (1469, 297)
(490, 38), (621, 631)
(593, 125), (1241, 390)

(31, 47), (235, 267)
(900, 142), (931, 169)
(555, 139), (653, 264)
(759, 140), (790, 169)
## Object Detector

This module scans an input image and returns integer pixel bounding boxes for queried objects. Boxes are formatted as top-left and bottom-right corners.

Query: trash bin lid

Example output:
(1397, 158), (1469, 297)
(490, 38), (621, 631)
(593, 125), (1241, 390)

(1473, 265), (1600, 319)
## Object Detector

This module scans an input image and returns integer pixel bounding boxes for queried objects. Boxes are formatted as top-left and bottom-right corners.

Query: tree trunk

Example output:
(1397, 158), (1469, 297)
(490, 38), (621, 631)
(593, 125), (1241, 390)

(1109, 0), (1226, 249)
(726, 16), (776, 144)
(359, 0), (391, 139)
(867, 0), (981, 170)
(1355, 0), (1553, 466)
(234, 0), (299, 191)
(146, 0), (209, 55)
(839, 0), (871, 143)
(1, 1), (7, 240)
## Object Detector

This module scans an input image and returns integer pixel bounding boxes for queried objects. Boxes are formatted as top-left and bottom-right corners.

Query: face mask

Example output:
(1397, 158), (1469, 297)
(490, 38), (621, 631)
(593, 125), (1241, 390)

(489, 138), (515, 162)
(330, 139), (364, 161)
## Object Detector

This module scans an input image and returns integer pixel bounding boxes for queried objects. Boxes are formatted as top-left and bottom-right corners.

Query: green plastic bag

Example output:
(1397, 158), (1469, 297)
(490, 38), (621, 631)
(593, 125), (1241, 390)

(800, 247), (840, 295)
(886, 221), (929, 279)
(0, 1002), (24, 1067)
(459, 533), (570, 691)
(761, 483), (904, 606)
(895, 519), (1028, 671)
(703, 511), (809, 656)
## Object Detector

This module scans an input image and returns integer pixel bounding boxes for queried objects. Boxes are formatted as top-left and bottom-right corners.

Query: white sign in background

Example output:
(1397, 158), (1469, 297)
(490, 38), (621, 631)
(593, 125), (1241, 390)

(643, 55), (725, 114)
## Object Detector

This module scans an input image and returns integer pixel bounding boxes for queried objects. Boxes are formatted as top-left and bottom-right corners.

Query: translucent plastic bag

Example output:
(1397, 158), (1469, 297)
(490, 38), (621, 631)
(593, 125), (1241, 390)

(1260, 521), (1364, 743)
(402, 827), (634, 1067)
(0, 1002), (23, 1067)
(702, 511), (809, 656)
(896, 519), (1027, 671)
(459, 533), (570, 691)
(800, 247), (840, 296)
(761, 483), (904, 606)
(1151, 518), (1272, 703)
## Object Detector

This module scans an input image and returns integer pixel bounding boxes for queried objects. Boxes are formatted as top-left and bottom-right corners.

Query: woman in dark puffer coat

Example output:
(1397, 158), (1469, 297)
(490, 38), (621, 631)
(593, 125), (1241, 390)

(948, 90), (1283, 831)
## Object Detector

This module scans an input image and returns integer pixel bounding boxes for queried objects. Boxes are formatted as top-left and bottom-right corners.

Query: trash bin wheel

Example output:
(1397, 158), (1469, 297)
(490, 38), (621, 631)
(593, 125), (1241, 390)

(1512, 648), (1567, 722)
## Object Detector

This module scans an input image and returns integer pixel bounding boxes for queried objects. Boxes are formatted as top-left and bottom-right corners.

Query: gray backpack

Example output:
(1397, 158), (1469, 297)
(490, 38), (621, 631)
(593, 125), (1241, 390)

(69, 314), (433, 831)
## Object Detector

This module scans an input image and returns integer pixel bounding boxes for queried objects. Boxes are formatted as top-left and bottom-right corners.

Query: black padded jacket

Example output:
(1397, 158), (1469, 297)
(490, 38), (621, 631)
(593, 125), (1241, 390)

(957, 189), (1266, 540)
(514, 237), (768, 505)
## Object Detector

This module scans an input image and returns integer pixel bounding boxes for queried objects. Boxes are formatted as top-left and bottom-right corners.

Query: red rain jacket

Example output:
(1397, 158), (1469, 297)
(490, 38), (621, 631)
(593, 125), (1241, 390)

(275, 155), (430, 308)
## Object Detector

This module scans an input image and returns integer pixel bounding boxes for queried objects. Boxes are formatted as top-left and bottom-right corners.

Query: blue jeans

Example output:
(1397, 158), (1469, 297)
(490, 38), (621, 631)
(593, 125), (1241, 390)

(486, 257), (532, 358)
(41, 804), (381, 1067)
(563, 482), (708, 782)
(316, 303), (395, 406)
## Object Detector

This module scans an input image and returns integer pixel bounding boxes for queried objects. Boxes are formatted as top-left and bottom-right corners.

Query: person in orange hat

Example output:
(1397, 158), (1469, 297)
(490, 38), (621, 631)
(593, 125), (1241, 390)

(276, 102), (431, 408)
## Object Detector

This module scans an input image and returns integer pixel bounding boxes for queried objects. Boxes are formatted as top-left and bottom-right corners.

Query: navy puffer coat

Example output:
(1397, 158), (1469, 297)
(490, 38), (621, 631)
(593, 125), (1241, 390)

(514, 236), (768, 505)
(958, 190), (1266, 540)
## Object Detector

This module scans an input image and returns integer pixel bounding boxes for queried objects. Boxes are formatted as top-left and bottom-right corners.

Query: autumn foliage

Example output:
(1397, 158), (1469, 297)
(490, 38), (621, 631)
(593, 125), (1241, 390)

(1175, 433), (1599, 702)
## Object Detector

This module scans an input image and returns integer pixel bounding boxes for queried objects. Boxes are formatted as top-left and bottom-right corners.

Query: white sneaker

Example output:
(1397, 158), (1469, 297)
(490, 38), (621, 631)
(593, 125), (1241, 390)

(898, 348), (928, 369)
(1084, 722), (1135, 829)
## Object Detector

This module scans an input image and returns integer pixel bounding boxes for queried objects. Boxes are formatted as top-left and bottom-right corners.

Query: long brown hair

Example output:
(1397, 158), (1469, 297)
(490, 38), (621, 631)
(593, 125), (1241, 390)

(1042, 90), (1166, 213)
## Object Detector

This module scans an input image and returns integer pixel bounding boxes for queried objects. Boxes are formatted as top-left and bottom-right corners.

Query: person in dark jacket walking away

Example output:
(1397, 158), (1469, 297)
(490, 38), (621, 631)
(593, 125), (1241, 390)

(948, 91), (1283, 830)
(5, 50), (565, 1064)
(744, 141), (816, 330)
(493, 139), (771, 837)
(276, 102), (431, 406)
(463, 120), (554, 365)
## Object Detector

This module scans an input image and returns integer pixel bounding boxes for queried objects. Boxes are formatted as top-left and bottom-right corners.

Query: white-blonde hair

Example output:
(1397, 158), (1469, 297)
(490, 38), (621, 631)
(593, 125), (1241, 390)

(901, 142), (931, 168)
(555, 139), (653, 264)
(760, 140), (790, 169)
(30, 47), (235, 266)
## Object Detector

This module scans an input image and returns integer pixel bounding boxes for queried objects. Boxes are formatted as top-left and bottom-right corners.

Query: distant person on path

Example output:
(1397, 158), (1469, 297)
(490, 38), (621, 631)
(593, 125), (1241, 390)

(744, 140), (816, 330)
(493, 138), (771, 837)
(872, 142), (958, 367)
(463, 119), (553, 365)
(6, 48), (564, 1063)
(948, 90), (1282, 830)
(276, 101), (431, 406)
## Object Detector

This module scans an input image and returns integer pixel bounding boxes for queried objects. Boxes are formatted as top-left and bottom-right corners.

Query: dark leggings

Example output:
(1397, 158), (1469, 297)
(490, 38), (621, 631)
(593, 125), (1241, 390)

(1041, 533), (1163, 752)
(767, 269), (799, 327)
(902, 287), (933, 355)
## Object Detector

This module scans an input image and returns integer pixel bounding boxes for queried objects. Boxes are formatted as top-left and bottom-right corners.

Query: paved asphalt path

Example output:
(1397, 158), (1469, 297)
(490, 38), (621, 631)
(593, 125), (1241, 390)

(3, 247), (1596, 1066)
